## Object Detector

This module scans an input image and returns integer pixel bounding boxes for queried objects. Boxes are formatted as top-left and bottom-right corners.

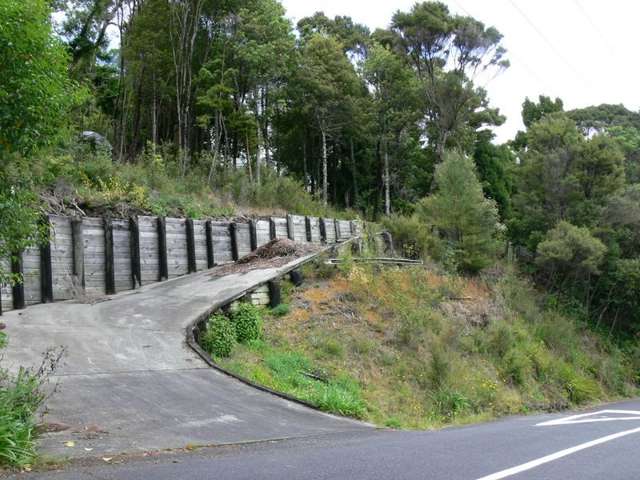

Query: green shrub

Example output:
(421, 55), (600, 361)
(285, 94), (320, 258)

(270, 303), (290, 317)
(231, 303), (262, 344)
(202, 314), (236, 358)
(381, 214), (435, 260)
(0, 368), (44, 467)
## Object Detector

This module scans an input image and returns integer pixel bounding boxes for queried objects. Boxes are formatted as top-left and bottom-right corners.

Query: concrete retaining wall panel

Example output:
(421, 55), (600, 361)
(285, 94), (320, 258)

(165, 217), (189, 279)
(49, 215), (76, 300)
(83, 217), (106, 296)
(337, 220), (352, 241)
(138, 216), (160, 285)
(22, 247), (41, 305)
(290, 215), (306, 243)
(323, 218), (337, 244)
(0, 257), (12, 312)
(235, 223), (252, 259)
(307, 217), (321, 244)
(193, 220), (208, 271)
(272, 217), (288, 239)
(255, 220), (271, 247)
(112, 219), (133, 292)
(211, 222), (233, 264)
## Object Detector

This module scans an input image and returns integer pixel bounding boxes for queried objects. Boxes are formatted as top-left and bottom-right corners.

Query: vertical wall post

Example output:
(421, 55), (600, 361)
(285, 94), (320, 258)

(104, 217), (115, 295)
(269, 217), (276, 240)
(205, 220), (215, 268)
(268, 279), (281, 308)
(11, 253), (25, 310)
(71, 217), (85, 292)
(319, 218), (327, 243)
(129, 216), (141, 288)
(249, 220), (258, 251)
(350, 220), (356, 237)
(305, 217), (312, 242)
(334, 219), (339, 243)
(157, 217), (168, 281)
(230, 223), (239, 261)
(186, 219), (197, 273)
(40, 216), (54, 303)
(286, 214), (294, 241)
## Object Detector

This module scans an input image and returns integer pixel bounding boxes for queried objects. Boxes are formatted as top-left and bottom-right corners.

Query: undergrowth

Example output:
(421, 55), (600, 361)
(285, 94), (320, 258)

(36, 141), (353, 219)
(0, 333), (62, 468)
(215, 262), (639, 428)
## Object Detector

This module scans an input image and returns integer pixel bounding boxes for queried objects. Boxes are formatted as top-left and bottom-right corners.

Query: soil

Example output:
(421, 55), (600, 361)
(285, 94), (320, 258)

(209, 239), (321, 278)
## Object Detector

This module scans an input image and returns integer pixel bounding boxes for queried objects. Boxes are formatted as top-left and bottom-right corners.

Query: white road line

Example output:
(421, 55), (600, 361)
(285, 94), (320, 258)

(475, 426), (640, 480)
(537, 409), (640, 427)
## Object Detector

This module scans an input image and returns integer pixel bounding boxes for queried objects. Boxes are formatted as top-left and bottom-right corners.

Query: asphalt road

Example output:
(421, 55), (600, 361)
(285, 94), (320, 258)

(11, 399), (640, 480)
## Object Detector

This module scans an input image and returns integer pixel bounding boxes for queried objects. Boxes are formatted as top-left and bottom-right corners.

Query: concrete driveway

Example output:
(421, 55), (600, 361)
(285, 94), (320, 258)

(1, 256), (368, 459)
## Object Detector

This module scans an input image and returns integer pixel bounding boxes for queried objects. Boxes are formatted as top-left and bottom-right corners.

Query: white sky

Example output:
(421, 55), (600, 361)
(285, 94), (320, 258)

(281, 0), (640, 143)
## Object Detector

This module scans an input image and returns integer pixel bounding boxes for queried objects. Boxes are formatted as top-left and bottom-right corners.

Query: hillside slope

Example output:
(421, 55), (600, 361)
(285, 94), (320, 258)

(218, 261), (638, 428)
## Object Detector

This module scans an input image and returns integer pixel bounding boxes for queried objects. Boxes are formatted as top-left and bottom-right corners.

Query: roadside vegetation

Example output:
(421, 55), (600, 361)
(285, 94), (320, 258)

(0, 333), (61, 469)
(210, 261), (638, 428)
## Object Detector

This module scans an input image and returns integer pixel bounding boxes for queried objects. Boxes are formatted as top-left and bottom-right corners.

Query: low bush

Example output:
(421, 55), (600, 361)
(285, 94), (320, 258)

(0, 334), (62, 468)
(201, 314), (236, 358)
(231, 303), (262, 344)
(0, 368), (43, 467)
(270, 303), (290, 317)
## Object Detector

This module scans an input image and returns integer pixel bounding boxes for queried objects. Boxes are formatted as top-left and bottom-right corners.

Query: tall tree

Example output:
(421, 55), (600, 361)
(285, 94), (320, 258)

(390, 1), (508, 163)
(364, 43), (421, 214)
(293, 34), (362, 204)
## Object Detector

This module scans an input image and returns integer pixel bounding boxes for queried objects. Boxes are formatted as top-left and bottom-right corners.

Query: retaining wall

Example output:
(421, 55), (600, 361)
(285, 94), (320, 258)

(0, 214), (362, 314)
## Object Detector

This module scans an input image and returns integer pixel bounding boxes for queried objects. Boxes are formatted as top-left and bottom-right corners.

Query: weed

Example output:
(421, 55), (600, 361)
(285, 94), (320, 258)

(231, 303), (262, 344)
(202, 314), (236, 358)
(270, 303), (290, 317)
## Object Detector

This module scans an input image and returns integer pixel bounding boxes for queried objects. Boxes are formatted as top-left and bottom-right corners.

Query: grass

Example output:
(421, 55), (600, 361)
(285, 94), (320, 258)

(36, 142), (355, 220)
(216, 262), (639, 429)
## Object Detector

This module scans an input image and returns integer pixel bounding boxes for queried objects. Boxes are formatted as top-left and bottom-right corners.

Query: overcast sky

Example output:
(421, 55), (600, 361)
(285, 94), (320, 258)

(281, 0), (638, 143)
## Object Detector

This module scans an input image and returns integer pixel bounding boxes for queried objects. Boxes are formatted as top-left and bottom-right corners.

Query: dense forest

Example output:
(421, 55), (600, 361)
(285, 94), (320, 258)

(3, 0), (640, 334)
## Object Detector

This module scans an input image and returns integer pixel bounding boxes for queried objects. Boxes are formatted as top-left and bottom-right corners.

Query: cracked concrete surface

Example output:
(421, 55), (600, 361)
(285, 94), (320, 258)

(2, 255), (369, 459)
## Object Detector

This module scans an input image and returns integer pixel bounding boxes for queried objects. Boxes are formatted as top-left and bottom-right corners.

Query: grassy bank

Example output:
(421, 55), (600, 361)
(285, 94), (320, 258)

(214, 262), (638, 428)
(31, 144), (351, 220)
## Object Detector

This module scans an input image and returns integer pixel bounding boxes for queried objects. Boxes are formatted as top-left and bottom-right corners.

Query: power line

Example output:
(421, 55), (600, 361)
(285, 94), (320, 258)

(570, 0), (616, 56)
(448, 0), (553, 93)
(507, 0), (592, 90)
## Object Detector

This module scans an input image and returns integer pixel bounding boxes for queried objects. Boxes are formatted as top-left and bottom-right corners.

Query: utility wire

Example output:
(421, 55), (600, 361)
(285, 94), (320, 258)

(507, 0), (592, 90)
(571, 0), (616, 56)
(448, 0), (553, 93)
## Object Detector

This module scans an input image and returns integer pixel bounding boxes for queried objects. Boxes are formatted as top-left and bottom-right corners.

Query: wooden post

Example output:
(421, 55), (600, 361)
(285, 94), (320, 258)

(305, 217), (312, 242)
(319, 218), (327, 243)
(350, 220), (356, 237)
(104, 217), (115, 295)
(249, 220), (258, 251)
(40, 216), (53, 303)
(269, 217), (276, 240)
(268, 279), (281, 308)
(205, 220), (215, 268)
(157, 217), (168, 281)
(230, 223), (239, 261)
(71, 218), (85, 291)
(333, 219), (339, 243)
(11, 253), (24, 310)
(186, 219), (197, 273)
(286, 214), (294, 240)
(129, 217), (141, 288)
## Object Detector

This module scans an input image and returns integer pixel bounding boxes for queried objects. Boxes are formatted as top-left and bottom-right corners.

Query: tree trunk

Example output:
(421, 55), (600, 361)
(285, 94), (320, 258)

(321, 127), (328, 206)
(302, 136), (308, 191)
(350, 137), (358, 206)
(384, 139), (391, 216)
